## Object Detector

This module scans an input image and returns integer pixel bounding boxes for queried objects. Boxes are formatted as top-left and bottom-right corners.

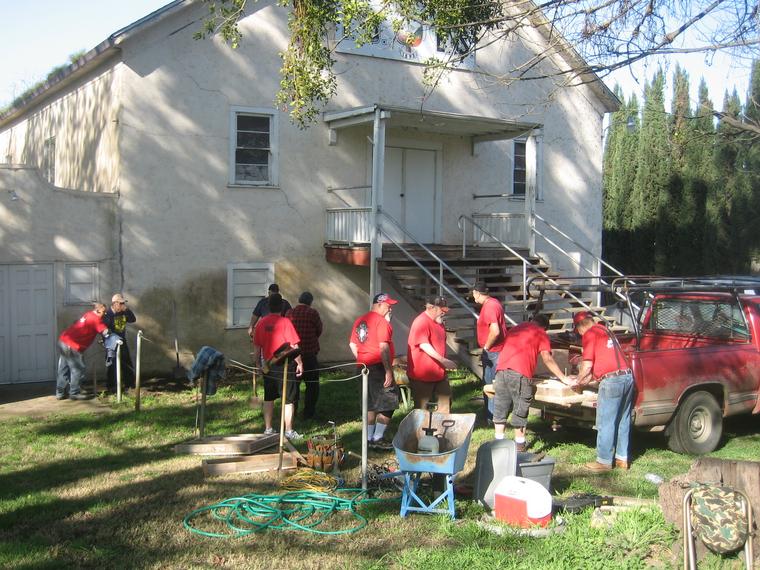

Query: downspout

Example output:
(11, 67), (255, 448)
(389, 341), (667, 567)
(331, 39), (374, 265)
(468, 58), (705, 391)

(369, 106), (386, 307)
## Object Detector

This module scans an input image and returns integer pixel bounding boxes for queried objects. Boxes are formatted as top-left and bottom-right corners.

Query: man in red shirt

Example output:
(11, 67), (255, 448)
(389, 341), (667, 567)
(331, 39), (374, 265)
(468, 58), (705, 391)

(57, 303), (110, 400)
(407, 296), (457, 413)
(286, 291), (323, 419)
(472, 282), (508, 421)
(573, 311), (634, 472)
(253, 294), (304, 440)
(494, 314), (568, 450)
(349, 293), (399, 450)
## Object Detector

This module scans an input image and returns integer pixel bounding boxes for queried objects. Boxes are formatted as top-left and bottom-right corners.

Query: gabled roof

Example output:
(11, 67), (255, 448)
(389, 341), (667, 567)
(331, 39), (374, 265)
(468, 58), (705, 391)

(1, 0), (618, 127)
(0, 0), (187, 127)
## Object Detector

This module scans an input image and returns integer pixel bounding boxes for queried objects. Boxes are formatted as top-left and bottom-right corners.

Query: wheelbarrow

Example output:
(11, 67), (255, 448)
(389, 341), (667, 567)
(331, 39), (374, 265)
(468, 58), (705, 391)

(391, 409), (476, 519)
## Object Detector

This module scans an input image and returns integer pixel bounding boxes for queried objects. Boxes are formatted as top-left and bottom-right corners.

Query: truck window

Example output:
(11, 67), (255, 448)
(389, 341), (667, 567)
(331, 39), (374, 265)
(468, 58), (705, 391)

(650, 299), (750, 340)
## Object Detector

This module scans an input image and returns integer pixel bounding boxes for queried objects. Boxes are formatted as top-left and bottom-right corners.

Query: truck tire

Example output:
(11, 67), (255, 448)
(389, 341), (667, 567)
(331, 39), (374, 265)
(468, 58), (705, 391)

(667, 391), (722, 455)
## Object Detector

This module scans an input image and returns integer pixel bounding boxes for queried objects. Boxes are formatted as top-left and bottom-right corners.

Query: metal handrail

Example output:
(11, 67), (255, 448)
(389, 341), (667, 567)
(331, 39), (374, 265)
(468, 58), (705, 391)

(379, 210), (473, 290)
(377, 210), (502, 323)
(533, 213), (624, 277)
(377, 226), (479, 321)
(458, 214), (597, 320)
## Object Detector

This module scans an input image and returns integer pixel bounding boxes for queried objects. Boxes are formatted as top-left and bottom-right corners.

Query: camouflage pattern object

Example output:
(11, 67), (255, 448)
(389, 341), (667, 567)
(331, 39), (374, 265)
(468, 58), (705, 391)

(689, 485), (749, 554)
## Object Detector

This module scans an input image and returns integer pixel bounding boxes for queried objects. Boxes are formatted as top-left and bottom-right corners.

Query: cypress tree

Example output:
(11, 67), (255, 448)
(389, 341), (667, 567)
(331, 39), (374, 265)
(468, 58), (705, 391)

(602, 86), (639, 273)
(631, 70), (669, 274)
(665, 66), (691, 274)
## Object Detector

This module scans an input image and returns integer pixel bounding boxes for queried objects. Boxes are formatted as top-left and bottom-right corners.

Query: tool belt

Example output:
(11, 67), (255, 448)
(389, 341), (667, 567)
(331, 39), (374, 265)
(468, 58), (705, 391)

(305, 436), (344, 472)
(262, 343), (301, 374)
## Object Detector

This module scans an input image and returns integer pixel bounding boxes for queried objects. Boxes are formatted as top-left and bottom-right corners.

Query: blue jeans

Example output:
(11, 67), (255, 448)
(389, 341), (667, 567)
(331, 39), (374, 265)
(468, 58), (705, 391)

(595, 372), (635, 465)
(56, 341), (86, 396)
(482, 349), (499, 419)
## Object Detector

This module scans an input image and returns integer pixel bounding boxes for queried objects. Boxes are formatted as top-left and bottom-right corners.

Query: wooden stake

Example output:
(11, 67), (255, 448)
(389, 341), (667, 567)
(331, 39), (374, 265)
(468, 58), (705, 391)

(278, 358), (289, 474)
(199, 374), (207, 438)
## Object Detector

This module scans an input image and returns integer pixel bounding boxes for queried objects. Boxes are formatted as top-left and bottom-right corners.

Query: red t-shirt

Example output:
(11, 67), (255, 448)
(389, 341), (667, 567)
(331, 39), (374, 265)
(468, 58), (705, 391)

(582, 323), (625, 378)
(407, 311), (447, 382)
(350, 311), (394, 366)
(254, 314), (301, 360)
(59, 310), (108, 353)
(497, 321), (551, 378)
(477, 296), (507, 352)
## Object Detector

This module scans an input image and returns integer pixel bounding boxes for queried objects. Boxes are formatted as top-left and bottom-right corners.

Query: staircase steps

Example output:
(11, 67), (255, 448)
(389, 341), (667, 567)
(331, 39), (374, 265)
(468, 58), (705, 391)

(378, 242), (630, 379)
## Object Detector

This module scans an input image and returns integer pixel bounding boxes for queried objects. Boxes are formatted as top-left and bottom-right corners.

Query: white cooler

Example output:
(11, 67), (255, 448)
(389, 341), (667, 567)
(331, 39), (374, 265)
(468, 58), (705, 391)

(493, 476), (553, 528)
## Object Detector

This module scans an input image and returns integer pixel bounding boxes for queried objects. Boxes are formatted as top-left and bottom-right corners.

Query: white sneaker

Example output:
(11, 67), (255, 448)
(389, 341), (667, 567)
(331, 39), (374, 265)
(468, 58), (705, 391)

(284, 430), (302, 440)
(264, 427), (276, 436)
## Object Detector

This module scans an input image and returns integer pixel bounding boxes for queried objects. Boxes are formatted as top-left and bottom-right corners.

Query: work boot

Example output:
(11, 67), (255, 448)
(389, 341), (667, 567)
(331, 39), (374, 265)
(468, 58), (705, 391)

(584, 461), (612, 473)
(614, 459), (630, 470)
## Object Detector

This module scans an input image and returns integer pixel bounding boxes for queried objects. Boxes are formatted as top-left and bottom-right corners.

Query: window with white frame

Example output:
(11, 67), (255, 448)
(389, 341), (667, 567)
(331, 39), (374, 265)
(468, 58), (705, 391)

(229, 107), (278, 186)
(512, 139), (526, 196)
(42, 137), (56, 184)
(227, 262), (274, 327)
(65, 263), (97, 305)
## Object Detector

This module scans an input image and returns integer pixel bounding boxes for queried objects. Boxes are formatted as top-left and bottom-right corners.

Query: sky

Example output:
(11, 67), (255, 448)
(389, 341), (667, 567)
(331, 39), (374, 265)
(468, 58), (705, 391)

(0, 0), (753, 113)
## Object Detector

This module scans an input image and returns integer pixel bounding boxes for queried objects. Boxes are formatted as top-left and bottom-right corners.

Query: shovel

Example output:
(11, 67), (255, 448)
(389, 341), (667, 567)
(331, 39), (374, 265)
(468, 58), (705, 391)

(172, 300), (186, 380)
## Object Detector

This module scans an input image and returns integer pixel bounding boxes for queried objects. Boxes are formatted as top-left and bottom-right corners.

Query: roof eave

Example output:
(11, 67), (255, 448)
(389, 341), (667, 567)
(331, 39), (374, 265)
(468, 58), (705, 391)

(0, 0), (188, 127)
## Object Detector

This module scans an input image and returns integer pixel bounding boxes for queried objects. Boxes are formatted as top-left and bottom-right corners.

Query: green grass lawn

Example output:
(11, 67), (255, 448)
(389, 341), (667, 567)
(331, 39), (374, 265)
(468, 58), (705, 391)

(1, 370), (757, 569)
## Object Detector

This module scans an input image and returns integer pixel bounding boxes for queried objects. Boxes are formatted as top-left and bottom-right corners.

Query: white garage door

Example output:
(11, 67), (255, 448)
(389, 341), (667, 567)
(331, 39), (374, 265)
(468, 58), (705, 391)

(0, 264), (55, 384)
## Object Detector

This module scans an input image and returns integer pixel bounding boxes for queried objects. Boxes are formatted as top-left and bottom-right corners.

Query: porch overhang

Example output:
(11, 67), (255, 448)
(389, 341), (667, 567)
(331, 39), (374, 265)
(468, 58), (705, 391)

(323, 105), (541, 145)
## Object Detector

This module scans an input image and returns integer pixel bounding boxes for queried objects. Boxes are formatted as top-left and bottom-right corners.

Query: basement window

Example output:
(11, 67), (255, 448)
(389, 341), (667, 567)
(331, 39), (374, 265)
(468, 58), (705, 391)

(227, 262), (274, 328)
(229, 107), (278, 186)
(64, 263), (97, 305)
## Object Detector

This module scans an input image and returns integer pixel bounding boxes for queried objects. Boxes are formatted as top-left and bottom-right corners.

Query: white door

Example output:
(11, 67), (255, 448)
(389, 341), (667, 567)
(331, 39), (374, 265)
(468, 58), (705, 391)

(0, 264), (55, 384)
(382, 146), (438, 243)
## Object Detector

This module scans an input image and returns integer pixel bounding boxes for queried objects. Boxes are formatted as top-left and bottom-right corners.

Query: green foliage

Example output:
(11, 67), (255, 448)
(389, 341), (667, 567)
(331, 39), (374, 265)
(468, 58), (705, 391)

(196, 0), (501, 127)
(603, 61), (760, 276)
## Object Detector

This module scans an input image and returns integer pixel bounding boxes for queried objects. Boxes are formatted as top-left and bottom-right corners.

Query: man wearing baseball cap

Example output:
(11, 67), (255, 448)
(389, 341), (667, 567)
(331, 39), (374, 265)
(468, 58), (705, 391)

(573, 311), (634, 472)
(349, 292), (400, 450)
(471, 282), (508, 422)
(102, 293), (137, 393)
(406, 296), (457, 413)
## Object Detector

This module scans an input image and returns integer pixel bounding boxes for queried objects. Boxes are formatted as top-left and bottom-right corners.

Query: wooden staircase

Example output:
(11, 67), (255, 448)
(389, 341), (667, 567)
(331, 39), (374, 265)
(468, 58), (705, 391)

(378, 243), (620, 378)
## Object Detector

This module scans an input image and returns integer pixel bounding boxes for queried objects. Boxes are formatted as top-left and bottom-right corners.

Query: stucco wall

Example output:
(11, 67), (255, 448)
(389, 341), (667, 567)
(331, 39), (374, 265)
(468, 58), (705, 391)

(0, 0), (610, 379)
(0, 165), (119, 377)
(108, 0), (608, 372)
(0, 63), (122, 195)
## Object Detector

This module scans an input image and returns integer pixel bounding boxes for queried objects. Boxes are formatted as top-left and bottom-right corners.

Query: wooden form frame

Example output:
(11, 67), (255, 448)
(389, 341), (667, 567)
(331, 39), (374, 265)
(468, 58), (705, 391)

(174, 433), (279, 456)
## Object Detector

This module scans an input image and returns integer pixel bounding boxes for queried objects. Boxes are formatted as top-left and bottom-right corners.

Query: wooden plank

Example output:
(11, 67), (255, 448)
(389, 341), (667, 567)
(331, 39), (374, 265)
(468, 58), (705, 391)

(203, 452), (297, 476)
(174, 433), (279, 456)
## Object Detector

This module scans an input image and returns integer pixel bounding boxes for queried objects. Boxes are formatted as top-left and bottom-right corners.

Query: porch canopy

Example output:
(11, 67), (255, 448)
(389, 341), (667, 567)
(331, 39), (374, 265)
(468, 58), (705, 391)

(322, 104), (543, 303)
(323, 104), (540, 144)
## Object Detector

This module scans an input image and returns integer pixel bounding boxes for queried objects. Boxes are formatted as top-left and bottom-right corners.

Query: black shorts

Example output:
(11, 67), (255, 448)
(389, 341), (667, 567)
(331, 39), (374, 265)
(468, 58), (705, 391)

(366, 363), (399, 414)
(493, 369), (533, 428)
(263, 362), (299, 404)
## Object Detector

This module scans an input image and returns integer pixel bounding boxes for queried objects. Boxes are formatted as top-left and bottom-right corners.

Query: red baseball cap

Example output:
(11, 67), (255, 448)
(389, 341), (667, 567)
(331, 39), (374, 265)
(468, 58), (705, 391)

(573, 311), (593, 327)
(373, 293), (398, 305)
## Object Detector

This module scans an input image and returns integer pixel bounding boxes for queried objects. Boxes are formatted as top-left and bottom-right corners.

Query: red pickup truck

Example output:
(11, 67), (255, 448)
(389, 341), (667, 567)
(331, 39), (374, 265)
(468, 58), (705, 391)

(534, 280), (760, 454)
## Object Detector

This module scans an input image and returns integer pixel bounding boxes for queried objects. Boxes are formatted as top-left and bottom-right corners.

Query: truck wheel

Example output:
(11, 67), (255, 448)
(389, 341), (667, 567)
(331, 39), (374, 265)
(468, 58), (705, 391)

(668, 391), (722, 455)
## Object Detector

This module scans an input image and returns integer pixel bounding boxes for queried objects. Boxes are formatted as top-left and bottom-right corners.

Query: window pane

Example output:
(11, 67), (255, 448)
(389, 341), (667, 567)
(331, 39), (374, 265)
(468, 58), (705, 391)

(237, 115), (269, 131)
(513, 181), (526, 195)
(514, 170), (526, 184)
(236, 149), (269, 164)
(237, 132), (269, 149)
(236, 164), (269, 182)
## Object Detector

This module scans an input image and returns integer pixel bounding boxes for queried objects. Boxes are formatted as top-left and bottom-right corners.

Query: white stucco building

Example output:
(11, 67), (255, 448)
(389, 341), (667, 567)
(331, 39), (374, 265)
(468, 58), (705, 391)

(0, 0), (618, 384)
